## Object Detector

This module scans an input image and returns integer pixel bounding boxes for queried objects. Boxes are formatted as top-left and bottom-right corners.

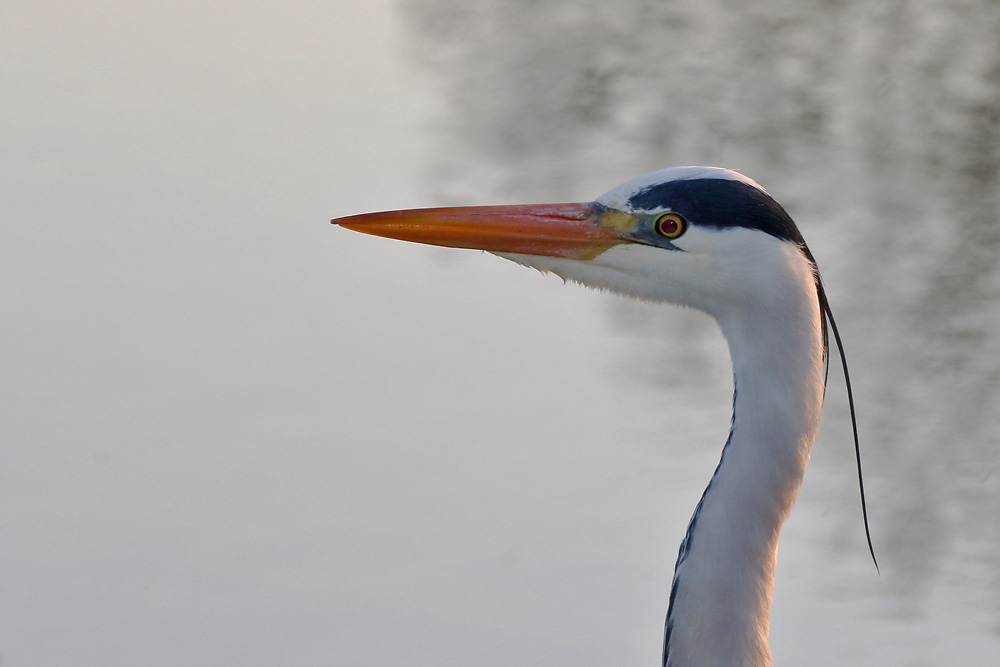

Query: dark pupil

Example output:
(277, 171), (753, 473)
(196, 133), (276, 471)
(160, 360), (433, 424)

(659, 216), (678, 236)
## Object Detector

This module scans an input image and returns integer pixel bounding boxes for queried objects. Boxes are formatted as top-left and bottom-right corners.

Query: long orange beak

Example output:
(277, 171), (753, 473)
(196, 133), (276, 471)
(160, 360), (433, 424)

(332, 203), (625, 260)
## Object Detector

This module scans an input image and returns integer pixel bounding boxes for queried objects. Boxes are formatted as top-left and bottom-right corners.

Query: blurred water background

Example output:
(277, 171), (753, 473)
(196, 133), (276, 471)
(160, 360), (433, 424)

(3, 1), (998, 665)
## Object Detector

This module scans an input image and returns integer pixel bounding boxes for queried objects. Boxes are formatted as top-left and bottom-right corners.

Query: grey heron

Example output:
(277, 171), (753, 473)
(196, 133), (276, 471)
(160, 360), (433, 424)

(332, 166), (874, 666)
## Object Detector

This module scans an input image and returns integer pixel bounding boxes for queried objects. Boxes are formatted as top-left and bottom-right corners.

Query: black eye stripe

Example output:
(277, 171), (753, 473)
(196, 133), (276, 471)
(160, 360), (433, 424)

(630, 178), (805, 245)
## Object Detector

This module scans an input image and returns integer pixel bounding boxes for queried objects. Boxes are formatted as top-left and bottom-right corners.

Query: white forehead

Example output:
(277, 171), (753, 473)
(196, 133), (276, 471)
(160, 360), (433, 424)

(595, 166), (767, 211)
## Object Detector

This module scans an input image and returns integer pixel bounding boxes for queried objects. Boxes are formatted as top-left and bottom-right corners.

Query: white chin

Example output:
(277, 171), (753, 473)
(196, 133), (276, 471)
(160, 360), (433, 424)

(491, 245), (678, 304)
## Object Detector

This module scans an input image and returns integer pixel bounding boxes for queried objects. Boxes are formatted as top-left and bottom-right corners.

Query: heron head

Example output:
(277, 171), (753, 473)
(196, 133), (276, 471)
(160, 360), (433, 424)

(333, 167), (817, 318)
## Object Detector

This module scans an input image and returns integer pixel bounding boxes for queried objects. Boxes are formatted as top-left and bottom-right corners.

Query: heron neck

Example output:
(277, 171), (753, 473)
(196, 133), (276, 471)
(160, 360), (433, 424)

(663, 295), (825, 667)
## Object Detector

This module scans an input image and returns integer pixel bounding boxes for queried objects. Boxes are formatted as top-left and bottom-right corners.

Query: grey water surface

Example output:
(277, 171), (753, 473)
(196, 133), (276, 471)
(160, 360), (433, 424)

(2, 1), (997, 665)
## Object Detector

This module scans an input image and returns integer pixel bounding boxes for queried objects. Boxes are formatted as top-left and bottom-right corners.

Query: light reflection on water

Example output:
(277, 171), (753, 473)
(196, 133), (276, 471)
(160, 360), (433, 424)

(398, 0), (1000, 662)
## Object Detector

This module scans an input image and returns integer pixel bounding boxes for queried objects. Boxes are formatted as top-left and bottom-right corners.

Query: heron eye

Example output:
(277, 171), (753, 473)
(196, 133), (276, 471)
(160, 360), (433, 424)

(655, 213), (686, 239)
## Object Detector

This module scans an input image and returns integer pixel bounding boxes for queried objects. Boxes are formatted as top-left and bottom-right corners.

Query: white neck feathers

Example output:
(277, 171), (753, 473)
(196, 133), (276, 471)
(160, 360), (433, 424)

(662, 242), (825, 667)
